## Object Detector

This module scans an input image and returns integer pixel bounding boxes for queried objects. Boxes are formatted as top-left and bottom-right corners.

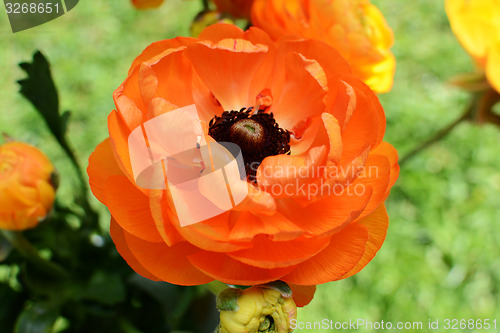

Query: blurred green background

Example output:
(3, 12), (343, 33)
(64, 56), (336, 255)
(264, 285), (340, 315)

(1, 0), (499, 332)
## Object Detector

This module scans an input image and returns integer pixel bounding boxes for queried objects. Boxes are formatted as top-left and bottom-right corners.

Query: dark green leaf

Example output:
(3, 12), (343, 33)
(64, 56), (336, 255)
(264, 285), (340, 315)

(60, 111), (71, 138)
(0, 233), (13, 262)
(17, 51), (66, 141)
(0, 283), (24, 332)
(15, 302), (59, 333)
(82, 271), (125, 305)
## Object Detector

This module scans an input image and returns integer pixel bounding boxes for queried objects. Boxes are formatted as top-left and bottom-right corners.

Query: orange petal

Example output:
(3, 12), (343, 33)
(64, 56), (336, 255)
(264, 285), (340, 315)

(144, 47), (196, 107)
(271, 52), (328, 131)
(114, 66), (147, 125)
(104, 175), (163, 243)
(110, 218), (159, 281)
(228, 211), (304, 242)
(191, 69), (225, 122)
(257, 146), (327, 198)
(185, 39), (269, 111)
(121, 227), (212, 285)
(108, 110), (135, 180)
(188, 251), (294, 285)
(198, 23), (245, 42)
(129, 37), (196, 74)
(87, 139), (124, 203)
(368, 141), (399, 196)
(233, 183), (277, 215)
(151, 190), (253, 252)
(354, 153), (391, 219)
(339, 78), (385, 163)
(282, 223), (368, 285)
(279, 39), (352, 81)
(288, 116), (323, 156)
(276, 185), (372, 236)
(228, 234), (331, 269)
(339, 204), (388, 279)
(148, 189), (187, 247)
(321, 112), (343, 164)
(289, 284), (316, 307)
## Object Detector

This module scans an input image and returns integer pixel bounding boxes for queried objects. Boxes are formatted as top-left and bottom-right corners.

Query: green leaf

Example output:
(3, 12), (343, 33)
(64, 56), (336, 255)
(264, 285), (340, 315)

(0, 283), (24, 332)
(60, 111), (71, 138)
(14, 302), (59, 333)
(0, 233), (13, 262)
(17, 51), (66, 141)
(82, 271), (126, 305)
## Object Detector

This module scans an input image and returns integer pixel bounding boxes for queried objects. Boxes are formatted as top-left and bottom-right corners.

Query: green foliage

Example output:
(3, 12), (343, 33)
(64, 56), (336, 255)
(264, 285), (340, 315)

(18, 51), (69, 143)
(15, 302), (60, 333)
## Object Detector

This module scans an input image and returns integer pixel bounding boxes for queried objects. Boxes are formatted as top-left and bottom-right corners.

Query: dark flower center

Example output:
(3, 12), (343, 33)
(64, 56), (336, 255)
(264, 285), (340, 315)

(208, 107), (290, 181)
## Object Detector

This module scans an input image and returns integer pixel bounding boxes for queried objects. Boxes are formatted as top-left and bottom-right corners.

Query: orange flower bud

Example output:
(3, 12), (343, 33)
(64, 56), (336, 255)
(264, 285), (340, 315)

(0, 142), (56, 231)
(131, 0), (164, 9)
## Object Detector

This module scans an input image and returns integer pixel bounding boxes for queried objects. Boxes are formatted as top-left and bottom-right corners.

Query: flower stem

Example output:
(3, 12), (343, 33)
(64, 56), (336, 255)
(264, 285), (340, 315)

(57, 136), (100, 231)
(1, 230), (70, 279)
(399, 101), (475, 166)
(205, 281), (229, 296)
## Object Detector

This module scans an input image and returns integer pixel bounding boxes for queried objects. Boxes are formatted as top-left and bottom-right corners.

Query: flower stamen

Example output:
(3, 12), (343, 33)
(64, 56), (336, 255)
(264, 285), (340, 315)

(208, 107), (290, 181)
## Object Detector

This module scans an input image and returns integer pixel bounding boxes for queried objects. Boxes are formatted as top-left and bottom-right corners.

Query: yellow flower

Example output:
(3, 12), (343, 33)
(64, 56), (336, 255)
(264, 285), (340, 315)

(0, 142), (56, 230)
(446, 0), (500, 93)
(217, 282), (297, 333)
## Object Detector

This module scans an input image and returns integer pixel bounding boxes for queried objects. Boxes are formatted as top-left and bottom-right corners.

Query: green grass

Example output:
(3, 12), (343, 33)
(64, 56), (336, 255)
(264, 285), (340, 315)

(1, 0), (500, 332)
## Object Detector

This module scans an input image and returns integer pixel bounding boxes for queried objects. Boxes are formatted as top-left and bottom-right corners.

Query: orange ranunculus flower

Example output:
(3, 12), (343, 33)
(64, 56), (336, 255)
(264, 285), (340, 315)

(0, 142), (56, 230)
(87, 23), (398, 307)
(213, 0), (255, 19)
(251, 0), (396, 94)
(131, 0), (163, 9)
(446, 0), (500, 93)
